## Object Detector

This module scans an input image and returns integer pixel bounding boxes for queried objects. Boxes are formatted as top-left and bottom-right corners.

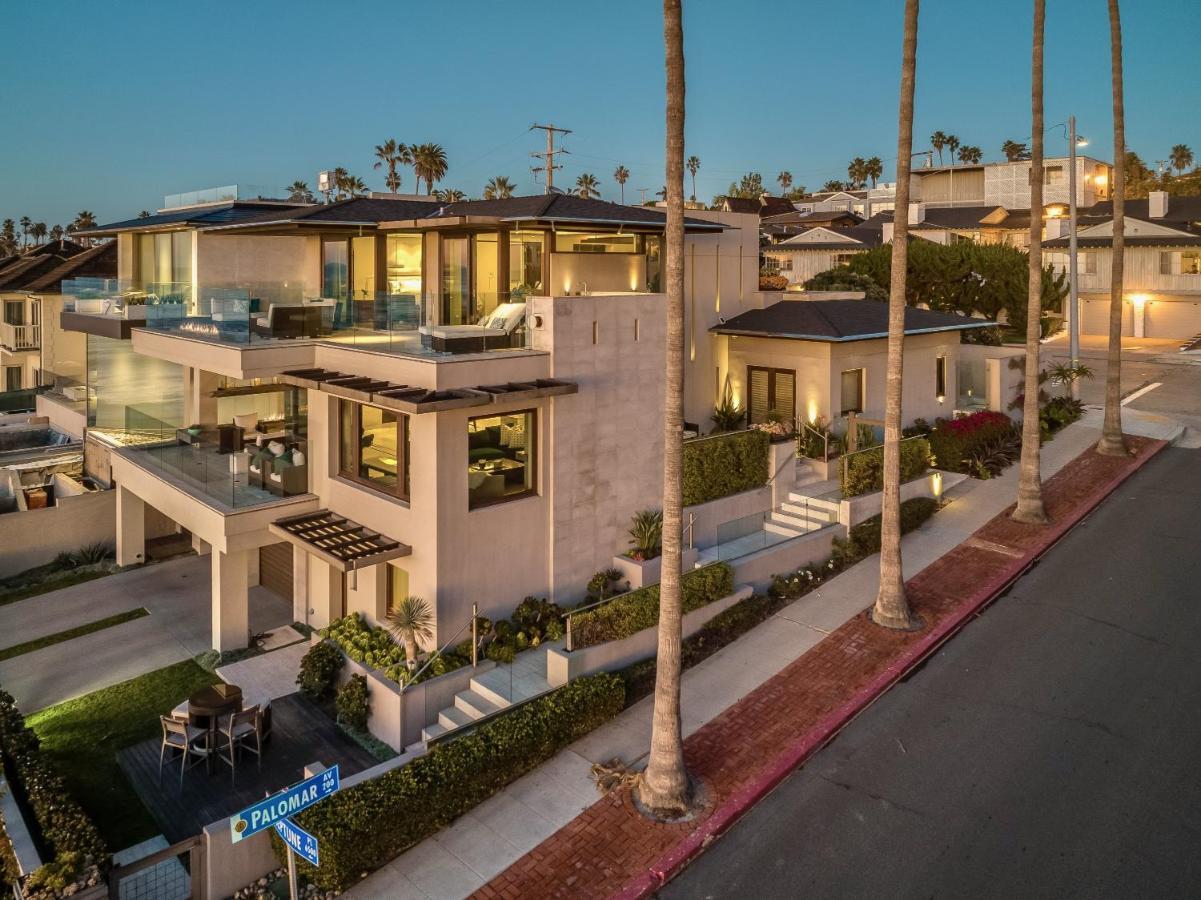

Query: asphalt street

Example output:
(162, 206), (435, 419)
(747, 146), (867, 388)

(663, 447), (1201, 899)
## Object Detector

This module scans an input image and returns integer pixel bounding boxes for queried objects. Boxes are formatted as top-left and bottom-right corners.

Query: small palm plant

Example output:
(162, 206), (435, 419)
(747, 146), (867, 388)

(1047, 361), (1095, 387)
(385, 596), (435, 671)
(628, 509), (663, 561)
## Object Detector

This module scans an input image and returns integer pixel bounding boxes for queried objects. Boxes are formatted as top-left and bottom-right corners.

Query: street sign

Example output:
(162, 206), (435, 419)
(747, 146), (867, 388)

(274, 817), (319, 867)
(229, 765), (340, 844)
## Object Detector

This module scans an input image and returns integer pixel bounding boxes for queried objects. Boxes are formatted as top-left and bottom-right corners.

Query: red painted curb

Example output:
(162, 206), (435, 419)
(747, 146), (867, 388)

(615, 438), (1167, 900)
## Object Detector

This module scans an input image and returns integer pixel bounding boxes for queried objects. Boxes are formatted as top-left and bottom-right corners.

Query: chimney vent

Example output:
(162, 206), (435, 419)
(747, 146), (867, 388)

(908, 202), (925, 225)
(882, 222), (895, 243)
(1148, 190), (1169, 218)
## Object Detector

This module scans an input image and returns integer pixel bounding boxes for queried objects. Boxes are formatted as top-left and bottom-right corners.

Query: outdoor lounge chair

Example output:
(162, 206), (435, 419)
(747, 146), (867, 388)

(419, 301), (526, 353)
(158, 716), (209, 789)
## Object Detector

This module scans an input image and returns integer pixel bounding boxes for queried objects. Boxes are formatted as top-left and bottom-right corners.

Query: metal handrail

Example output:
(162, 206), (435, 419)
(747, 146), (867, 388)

(682, 511), (695, 549)
(839, 434), (927, 493)
(797, 421), (831, 461)
(683, 426), (755, 445)
(400, 602), (479, 691)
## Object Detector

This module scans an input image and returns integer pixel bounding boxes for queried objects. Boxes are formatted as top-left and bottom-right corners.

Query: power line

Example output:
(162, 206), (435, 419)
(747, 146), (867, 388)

(529, 123), (572, 194)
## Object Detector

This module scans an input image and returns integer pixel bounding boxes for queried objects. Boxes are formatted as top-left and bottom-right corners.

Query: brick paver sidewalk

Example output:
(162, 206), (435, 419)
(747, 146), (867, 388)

(474, 437), (1165, 900)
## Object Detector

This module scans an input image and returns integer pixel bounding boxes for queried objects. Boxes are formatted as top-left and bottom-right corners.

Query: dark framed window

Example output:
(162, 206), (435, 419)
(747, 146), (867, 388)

(468, 410), (536, 509)
(338, 399), (409, 500)
(935, 356), (947, 399)
(747, 366), (795, 425)
(840, 368), (865, 414)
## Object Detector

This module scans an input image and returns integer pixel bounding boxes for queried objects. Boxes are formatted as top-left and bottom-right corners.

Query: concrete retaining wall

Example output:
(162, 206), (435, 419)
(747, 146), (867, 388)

(840, 470), (965, 528)
(0, 774), (41, 878)
(546, 585), (753, 686)
(611, 547), (699, 589)
(0, 487), (115, 577)
(730, 528), (839, 593)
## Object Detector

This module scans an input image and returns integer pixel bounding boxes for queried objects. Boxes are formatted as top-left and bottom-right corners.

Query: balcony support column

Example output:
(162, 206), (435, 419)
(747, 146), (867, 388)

(212, 548), (250, 652)
(115, 483), (146, 567)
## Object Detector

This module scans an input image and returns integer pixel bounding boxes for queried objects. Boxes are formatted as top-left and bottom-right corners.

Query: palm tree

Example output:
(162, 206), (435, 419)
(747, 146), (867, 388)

(374, 138), (405, 193)
(30, 223), (47, 244)
(687, 157), (701, 202)
(1097, 0), (1129, 457)
(946, 134), (961, 166)
(19, 216), (31, 248)
(137, 210), (151, 219)
(871, 0), (921, 632)
(777, 171), (793, 195)
(0, 220), (15, 256)
(286, 181), (314, 203)
(333, 170), (367, 199)
(1002, 139), (1031, 161)
(930, 130), (948, 165)
(412, 143), (449, 195)
(385, 596), (434, 672)
(68, 210), (97, 247)
(865, 157), (883, 188)
(822, 179), (845, 193)
(484, 176), (515, 200)
(1013, 0), (1049, 526)
(637, 0), (690, 819)
(614, 165), (631, 203)
(1170, 143), (1194, 175)
(50, 224), (64, 242)
(433, 188), (465, 203)
(575, 172), (600, 199)
(847, 157), (868, 189)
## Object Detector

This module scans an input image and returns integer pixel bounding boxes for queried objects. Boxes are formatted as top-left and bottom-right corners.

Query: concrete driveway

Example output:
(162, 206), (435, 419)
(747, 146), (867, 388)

(0, 555), (290, 712)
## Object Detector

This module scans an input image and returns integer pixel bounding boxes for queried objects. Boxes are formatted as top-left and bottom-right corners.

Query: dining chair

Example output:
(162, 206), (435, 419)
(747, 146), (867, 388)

(158, 716), (208, 789)
(169, 700), (190, 721)
(216, 705), (262, 785)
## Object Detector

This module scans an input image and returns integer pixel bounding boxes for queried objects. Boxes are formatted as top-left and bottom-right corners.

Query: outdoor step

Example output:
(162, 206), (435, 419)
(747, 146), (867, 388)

(765, 520), (807, 538)
(780, 501), (836, 522)
(787, 492), (841, 513)
(439, 705), (476, 730)
(421, 721), (448, 743)
(469, 673), (515, 710)
(769, 510), (813, 530)
(455, 689), (504, 719)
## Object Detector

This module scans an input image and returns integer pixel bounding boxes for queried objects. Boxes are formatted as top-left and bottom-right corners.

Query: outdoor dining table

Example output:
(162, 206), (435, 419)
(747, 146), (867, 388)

(188, 683), (243, 772)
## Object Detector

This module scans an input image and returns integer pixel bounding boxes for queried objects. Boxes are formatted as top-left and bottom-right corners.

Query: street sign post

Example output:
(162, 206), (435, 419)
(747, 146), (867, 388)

(274, 816), (319, 867)
(229, 765), (339, 844)
(230, 764), (340, 900)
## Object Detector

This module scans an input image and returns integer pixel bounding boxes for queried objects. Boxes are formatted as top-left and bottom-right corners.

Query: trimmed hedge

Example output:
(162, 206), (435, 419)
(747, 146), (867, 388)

(842, 497), (940, 560)
(0, 689), (106, 892)
(682, 429), (770, 506)
(571, 562), (736, 649)
(840, 438), (931, 497)
(928, 411), (1017, 474)
(283, 674), (625, 891)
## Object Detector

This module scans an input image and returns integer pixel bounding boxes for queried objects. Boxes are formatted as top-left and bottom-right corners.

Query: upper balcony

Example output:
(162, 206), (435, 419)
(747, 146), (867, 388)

(0, 321), (39, 352)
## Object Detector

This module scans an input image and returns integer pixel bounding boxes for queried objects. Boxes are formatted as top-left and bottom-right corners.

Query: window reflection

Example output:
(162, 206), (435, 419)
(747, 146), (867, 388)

(467, 411), (535, 508)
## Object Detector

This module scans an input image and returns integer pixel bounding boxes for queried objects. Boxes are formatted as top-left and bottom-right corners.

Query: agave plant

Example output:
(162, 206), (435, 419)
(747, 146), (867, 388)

(627, 509), (663, 561)
(385, 596), (435, 671)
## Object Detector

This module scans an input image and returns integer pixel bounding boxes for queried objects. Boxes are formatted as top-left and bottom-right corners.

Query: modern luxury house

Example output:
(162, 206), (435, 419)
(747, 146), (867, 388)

(1044, 191), (1201, 340)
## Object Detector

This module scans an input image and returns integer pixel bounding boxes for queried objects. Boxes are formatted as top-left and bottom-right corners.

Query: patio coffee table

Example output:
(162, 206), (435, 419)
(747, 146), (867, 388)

(189, 683), (243, 772)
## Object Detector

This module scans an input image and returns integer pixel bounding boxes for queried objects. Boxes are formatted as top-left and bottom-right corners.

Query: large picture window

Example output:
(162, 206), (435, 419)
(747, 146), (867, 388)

(338, 399), (409, 500)
(467, 410), (536, 509)
(746, 366), (795, 426)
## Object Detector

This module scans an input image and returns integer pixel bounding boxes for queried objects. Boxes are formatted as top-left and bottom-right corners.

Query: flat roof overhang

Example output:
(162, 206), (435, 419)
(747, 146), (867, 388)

(60, 310), (135, 339)
(270, 509), (411, 572)
(712, 321), (997, 342)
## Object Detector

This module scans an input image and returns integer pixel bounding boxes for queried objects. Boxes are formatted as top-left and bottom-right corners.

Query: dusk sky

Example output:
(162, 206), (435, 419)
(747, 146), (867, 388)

(1, 0), (1197, 228)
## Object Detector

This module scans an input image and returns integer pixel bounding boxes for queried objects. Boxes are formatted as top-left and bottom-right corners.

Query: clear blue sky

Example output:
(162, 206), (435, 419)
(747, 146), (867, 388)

(1, 0), (1196, 228)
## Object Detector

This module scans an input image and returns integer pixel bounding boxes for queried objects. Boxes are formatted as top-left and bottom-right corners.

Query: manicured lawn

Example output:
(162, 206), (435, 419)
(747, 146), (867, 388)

(0, 567), (114, 607)
(0, 608), (149, 662)
(26, 660), (221, 851)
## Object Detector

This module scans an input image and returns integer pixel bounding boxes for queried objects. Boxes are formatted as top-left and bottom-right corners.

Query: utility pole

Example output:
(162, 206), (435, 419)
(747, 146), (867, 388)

(530, 123), (572, 193)
(637, 187), (650, 205)
(1068, 115), (1080, 396)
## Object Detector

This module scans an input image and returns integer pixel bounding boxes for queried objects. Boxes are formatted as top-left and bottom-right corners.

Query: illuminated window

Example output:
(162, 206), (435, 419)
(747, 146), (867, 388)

(386, 565), (409, 617)
(553, 232), (642, 254)
(935, 356), (947, 399)
(385, 233), (423, 298)
(509, 230), (544, 296)
(338, 400), (409, 500)
(467, 411), (536, 509)
(747, 366), (795, 425)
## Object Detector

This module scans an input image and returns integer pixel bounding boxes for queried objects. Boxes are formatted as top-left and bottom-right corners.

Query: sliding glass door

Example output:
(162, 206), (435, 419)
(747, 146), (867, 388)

(441, 236), (470, 325)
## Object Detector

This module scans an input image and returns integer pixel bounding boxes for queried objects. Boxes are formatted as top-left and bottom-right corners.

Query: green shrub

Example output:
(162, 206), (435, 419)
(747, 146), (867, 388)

(296, 641), (344, 701)
(0, 690), (106, 889)
(840, 438), (931, 497)
(284, 674), (626, 891)
(335, 674), (370, 731)
(571, 562), (735, 649)
(682, 429), (770, 506)
(1040, 395), (1084, 437)
(843, 497), (940, 560)
(323, 614), (469, 687)
(586, 569), (626, 602)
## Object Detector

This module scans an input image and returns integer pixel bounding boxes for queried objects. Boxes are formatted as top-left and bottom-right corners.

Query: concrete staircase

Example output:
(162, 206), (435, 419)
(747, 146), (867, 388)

(421, 646), (555, 744)
(767, 460), (841, 537)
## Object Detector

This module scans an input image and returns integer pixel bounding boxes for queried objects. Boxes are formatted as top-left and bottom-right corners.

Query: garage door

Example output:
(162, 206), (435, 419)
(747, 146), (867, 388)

(259, 542), (293, 601)
(1081, 296), (1132, 337)
(1145, 298), (1201, 340)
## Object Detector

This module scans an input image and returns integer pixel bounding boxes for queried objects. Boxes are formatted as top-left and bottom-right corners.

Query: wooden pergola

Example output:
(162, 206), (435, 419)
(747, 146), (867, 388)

(268, 509), (412, 572)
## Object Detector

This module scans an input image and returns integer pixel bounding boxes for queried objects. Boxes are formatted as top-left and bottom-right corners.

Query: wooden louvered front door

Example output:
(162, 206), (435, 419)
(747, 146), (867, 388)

(746, 366), (796, 425)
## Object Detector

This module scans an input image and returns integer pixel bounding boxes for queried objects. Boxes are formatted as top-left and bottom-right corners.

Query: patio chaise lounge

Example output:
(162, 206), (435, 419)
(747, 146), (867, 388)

(419, 302), (526, 353)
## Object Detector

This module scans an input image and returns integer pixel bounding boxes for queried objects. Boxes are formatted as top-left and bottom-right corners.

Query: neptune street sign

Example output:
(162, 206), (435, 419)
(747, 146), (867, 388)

(230, 765), (340, 844)
(274, 816), (319, 867)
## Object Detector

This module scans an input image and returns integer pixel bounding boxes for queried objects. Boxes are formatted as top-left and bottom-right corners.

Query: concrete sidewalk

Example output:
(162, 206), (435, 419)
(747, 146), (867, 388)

(0, 555), (290, 711)
(347, 417), (1159, 900)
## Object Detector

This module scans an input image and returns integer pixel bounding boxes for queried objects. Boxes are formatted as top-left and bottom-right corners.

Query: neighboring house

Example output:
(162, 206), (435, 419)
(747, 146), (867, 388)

(73, 190), (765, 653)
(719, 195), (798, 218)
(911, 155), (1112, 210)
(711, 299), (994, 428)
(1044, 191), (1201, 340)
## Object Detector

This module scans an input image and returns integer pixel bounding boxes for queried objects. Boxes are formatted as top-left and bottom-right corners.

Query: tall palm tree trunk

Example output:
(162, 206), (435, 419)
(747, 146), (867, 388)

(870, 0), (920, 631)
(1013, 0), (1049, 524)
(1097, 0), (1129, 456)
(638, 0), (690, 817)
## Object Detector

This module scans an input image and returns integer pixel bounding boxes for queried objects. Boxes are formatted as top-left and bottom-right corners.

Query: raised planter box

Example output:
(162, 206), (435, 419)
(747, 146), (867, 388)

(611, 546), (699, 589)
(322, 635), (495, 751)
(545, 585), (753, 687)
(838, 469), (966, 528)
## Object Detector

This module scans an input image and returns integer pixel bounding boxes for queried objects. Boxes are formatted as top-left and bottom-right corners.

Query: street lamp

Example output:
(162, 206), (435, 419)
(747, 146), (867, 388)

(1066, 116), (1088, 398)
